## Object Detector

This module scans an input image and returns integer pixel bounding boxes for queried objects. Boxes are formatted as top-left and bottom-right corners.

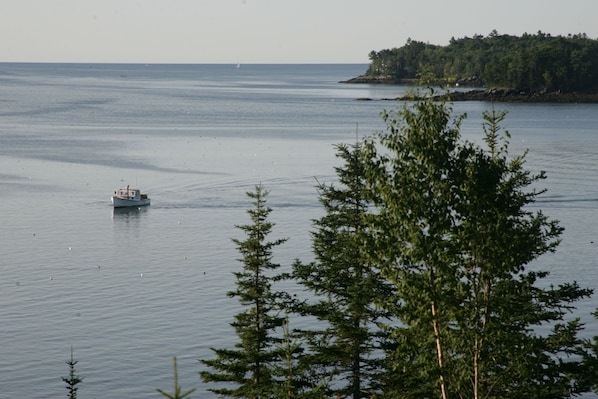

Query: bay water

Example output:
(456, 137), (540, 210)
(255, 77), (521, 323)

(1, 63), (598, 398)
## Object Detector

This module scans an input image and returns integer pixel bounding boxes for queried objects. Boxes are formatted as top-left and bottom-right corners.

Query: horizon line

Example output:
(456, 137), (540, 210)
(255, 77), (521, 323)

(0, 61), (370, 65)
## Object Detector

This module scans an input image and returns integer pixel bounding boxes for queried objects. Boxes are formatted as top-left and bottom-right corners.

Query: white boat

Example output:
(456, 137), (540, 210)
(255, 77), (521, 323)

(111, 185), (150, 208)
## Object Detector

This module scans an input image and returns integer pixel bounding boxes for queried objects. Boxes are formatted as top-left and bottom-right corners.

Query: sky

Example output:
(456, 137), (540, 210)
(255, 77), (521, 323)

(1, 0), (597, 64)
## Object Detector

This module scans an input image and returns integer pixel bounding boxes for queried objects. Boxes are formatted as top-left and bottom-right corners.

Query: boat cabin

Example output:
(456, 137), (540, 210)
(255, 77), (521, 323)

(114, 186), (140, 199)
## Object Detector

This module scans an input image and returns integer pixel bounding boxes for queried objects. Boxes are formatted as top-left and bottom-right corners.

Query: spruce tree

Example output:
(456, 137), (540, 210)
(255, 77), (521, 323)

(200, 185), (289, 398)
(580, 310), (598, 393)
(62, 347), (83, 399)
(157, 357), (196, 399)
(269, 316), (328, 399)
(362, 93), (593, 399)
(293, 142), (394, 399)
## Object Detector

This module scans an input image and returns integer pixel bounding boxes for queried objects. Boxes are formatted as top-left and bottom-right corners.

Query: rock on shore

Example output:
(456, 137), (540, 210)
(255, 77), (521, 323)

(354, 88), (598, 103)
(342, 76), (598, 103)
(340, 75), (399, 84)
(425, 89), (598, 103)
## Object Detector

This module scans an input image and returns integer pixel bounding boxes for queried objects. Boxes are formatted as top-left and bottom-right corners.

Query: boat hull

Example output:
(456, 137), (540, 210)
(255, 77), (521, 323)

(111, 197), (151, 208)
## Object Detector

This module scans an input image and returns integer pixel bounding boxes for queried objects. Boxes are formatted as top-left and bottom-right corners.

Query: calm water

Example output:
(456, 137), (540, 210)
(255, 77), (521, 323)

(1, 63), (598, 398)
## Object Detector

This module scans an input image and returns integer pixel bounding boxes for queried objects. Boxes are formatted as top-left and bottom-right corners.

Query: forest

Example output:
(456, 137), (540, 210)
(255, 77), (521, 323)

(196, 94), (598, 399)
(365, 31), (598, 93)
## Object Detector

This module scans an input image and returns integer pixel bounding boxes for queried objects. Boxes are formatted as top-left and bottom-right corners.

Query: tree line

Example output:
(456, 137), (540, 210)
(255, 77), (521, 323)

(365, 31), (598, 92)
(199, 93), (598, 399)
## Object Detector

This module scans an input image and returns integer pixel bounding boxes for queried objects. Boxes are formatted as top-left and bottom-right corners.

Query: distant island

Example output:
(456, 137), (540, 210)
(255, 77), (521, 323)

(342, 31), (598, 102)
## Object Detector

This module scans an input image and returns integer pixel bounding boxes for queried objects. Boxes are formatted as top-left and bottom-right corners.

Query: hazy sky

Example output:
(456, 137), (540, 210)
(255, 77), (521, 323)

(2, 0), (597, 64)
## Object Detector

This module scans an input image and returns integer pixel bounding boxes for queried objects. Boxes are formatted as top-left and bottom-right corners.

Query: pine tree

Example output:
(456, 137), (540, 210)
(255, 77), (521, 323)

(293, 142), (394, 399)
(62, 347), (83, 399)
(200, 185), (289, 398)
(362, 93), (593, 399)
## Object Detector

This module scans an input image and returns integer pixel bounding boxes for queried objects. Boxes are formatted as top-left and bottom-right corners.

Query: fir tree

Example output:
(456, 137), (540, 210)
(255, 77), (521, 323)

(157, 357), (196, 399)
(200, 185), (289, 398)
(62, 347), (83, 399)
(269, 316), (330, 399)
(580, 310), (598, 393)
(293, 142), (394, 399)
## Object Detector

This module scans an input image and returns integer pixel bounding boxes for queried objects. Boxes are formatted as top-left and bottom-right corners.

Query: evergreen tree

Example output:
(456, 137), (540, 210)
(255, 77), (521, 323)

(157, 357), (196, 399)
(271, 317), (300, 399)
(269, 316), (331, 399)
(62, 347), (83, 399)
(200, 185), (289, 398)
(581, 310), (598, 393)
(366, 32), (598, 92)
(362, 93), (593, 399)
(293, 142), (394, 399)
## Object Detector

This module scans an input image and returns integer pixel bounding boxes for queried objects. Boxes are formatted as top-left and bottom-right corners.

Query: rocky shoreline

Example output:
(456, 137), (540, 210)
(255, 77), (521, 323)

(342, 76), (598, 103)
(341, 75), (400, 84)
(426, 89), (598, 103)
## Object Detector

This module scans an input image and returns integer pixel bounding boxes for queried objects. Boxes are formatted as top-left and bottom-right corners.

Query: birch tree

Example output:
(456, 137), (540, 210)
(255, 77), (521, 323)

(362, 94), (592, 399)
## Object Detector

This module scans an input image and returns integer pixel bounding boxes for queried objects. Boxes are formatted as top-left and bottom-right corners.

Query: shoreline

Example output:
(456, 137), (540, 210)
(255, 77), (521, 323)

(355, 89), (598, 103)
(342, 76), (598, 103)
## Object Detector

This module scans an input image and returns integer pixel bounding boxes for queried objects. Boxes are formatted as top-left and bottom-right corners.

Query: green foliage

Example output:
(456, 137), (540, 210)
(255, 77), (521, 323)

(292, 141), (394, 399)
(200, 185), (290, 398)
(272, 317), (300, 399)
(269, 316), (332, 399)
(62, 347), (83, 399)
(199, 94), (596, 399)
(361, 93), (593, 398)
(581, 310), (598, 393)
(366, 31), (598, 92)
(157, 357), (196, 399)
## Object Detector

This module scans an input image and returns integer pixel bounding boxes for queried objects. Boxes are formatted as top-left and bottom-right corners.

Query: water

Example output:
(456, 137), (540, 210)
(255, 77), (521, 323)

(1, 63), (598, 398)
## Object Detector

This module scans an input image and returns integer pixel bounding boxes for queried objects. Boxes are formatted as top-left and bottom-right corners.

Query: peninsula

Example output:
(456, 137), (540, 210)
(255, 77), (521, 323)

(343, 31), (598, 103)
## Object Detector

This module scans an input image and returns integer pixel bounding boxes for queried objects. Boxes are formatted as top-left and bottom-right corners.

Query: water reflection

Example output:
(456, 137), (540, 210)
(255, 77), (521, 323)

(111, 206), (149, 221)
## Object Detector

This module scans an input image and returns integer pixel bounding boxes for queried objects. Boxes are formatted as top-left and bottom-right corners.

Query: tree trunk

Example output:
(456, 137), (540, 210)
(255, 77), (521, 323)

(431, 299), (449, 399)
